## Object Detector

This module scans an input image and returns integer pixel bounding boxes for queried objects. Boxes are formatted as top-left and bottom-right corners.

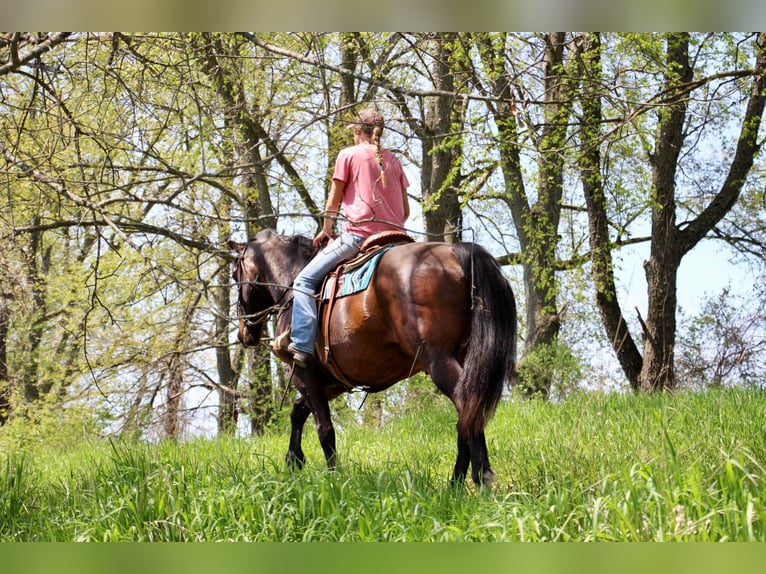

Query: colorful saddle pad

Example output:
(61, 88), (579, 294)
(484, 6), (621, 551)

(321, 244), (395, 300)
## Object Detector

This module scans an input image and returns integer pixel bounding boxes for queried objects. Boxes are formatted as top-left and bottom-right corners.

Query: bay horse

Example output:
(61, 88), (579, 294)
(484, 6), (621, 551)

(230, 229), (516, 486)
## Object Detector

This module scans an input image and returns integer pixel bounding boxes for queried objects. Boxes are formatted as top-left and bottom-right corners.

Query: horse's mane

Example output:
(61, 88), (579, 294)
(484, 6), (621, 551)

(274, 232), (315, 261)
(259, 231), (316, 284)
(290, 234), (316, 260)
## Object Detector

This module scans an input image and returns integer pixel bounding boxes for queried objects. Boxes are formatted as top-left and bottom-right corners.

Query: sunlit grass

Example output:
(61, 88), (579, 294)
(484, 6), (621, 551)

(1, 389), (764, 541)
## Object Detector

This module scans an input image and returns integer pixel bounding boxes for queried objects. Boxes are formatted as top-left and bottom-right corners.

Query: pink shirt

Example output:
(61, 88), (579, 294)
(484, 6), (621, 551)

(332, 143), (409, 237)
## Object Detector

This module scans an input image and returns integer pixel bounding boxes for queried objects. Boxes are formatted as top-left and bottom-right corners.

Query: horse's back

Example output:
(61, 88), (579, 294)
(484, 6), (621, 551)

(325, 241), (472, 386)
(376, 241), (469, 315)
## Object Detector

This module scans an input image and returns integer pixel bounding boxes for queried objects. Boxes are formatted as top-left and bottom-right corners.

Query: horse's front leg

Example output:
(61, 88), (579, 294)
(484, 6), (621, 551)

(313, 405), (337, 470)
(291, 366), (340, 471)
(286, 395), (311, 470)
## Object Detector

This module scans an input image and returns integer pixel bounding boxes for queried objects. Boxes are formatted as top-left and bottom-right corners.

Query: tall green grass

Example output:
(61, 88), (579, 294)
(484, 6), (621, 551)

(1, 389), (764, 541)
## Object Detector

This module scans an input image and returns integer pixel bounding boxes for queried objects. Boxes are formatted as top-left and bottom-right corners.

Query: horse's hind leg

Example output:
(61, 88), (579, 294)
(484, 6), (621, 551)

(433, 357), (495, 486)
(468, 431), (495, 487)
(452, 432), (471, 485)
(425, 350), (475, 485)
(453, 419), (495, 487)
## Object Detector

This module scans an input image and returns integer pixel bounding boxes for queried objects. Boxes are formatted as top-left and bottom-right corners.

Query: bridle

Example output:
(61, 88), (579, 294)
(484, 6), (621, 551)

(233, 234), (318, 335)
(237, 299), (277, 329)
(234, 255), (292, 330)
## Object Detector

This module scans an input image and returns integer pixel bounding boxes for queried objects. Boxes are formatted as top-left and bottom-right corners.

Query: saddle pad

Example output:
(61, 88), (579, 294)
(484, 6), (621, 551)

(322, 244), (394, 300)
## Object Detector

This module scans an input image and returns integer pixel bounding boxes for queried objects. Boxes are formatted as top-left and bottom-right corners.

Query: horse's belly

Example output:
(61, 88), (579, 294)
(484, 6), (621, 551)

(323, 304), (424, 386)
(333, 340), (423, 386)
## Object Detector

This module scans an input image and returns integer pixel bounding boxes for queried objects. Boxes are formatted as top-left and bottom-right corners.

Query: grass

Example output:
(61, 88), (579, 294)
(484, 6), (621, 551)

(1, 389), (764, 541)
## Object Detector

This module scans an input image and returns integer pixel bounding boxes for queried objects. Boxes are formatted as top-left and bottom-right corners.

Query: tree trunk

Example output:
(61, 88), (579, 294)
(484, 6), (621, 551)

(576, 33), (644, 390)
(163, 299), (200, 439)
(163, 350), (184, 439)
(215, 260), (240, 435)
(640, 251), (682, 391)
(636, 34), (692, 391)
(22, 222), (50, 403)
(482, 32), (571, 396)
(246, 346), (273, 435)
(194, 33), (285, 432)
(422, 33), (463, 243)
(0, 297), (10, 424)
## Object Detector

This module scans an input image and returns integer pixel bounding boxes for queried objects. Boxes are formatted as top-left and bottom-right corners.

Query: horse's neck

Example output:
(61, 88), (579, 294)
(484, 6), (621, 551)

(264, 270), (292, 305)
(263, 255), (306, 305)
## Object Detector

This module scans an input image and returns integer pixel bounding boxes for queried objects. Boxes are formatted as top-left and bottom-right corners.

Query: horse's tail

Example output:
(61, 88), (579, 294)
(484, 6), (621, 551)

(454, 243), (517, 436)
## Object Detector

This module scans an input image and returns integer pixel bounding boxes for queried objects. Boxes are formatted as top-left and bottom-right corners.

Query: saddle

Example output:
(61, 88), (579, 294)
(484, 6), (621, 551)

(318, 230), (413, 387)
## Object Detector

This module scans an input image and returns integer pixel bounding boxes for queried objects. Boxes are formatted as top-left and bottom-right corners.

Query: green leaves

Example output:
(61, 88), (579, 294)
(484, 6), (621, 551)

(1, 32), (765, 438)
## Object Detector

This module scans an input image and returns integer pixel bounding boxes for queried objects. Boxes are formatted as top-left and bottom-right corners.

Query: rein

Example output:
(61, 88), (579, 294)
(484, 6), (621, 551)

(234, 234), (321, 330)
(238, 303), (280, 328)
(236, 280), (294, 328)
(234, 254), (294, 329)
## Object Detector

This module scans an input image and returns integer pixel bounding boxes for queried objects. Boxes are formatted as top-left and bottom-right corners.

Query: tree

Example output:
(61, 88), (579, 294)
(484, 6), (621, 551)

(473, 32), (580, 395)
(578, 32), (766, 391)
(576, 32), (645, 389)
(415, 33), (466, 243)
(677, 285), (766, 389)
(1, 33), (232, 436)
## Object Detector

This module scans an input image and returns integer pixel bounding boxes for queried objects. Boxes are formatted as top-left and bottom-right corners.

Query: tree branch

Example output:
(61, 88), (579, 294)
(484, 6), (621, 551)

(0, 32), (73, 75)
(678, 32), (766, 254)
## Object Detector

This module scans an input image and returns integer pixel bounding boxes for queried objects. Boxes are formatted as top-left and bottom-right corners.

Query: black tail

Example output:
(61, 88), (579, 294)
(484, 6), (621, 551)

(454, 243), (517, 435)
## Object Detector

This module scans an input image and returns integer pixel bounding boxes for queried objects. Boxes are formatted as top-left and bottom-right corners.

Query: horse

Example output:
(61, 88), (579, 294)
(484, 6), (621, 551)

(229, 228), (517, 486)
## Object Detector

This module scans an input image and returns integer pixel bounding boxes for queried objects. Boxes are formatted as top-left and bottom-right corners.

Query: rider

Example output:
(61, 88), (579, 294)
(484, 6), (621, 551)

(288, 107), (410, 367)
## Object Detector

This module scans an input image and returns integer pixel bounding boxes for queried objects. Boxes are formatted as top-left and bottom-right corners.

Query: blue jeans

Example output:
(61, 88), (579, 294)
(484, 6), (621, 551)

(290, 232), (364, 354)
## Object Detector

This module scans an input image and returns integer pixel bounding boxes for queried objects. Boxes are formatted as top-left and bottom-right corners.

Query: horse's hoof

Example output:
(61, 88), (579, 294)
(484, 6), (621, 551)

(285, 453), (305, 471)
(473, 469), (495, 489)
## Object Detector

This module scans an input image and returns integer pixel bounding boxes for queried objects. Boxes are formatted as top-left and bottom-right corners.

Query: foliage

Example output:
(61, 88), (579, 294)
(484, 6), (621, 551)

(1, 32), (765, 439)
(515, 341), (583, 399)
(0, 390), (764, 541)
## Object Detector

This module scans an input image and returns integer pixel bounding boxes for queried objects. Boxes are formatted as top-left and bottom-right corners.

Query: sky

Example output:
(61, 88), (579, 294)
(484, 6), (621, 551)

(618, 238), (756, 318)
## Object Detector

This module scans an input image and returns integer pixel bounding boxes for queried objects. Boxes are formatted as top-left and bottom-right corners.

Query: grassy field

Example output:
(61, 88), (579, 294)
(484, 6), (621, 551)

(1, 389), (764, 541)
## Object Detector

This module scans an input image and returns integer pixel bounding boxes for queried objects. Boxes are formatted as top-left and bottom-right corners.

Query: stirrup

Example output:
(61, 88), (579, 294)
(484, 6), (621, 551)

(288, 344), (313, 368)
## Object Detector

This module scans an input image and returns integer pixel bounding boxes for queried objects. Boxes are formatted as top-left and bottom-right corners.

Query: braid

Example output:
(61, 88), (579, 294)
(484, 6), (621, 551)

(354, 108), (388, 189)
(371, 125), (387, 189)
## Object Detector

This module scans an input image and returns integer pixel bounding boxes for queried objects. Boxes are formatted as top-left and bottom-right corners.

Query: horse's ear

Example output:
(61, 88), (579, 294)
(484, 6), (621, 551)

(228, 240), (247, 255)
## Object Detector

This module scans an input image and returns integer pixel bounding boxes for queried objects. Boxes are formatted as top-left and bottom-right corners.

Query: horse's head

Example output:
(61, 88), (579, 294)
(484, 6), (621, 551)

(229, 238), (275, 347)
(229, 230), (316, 348)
